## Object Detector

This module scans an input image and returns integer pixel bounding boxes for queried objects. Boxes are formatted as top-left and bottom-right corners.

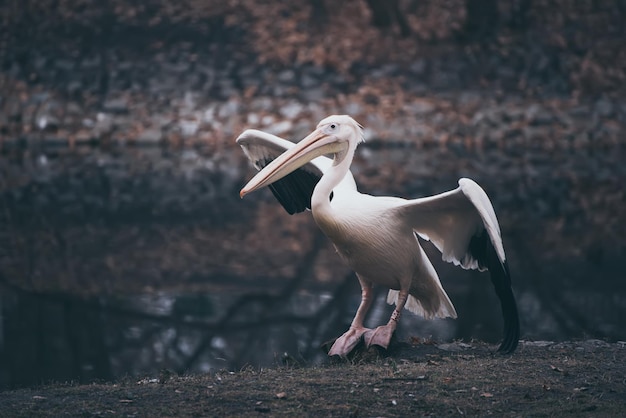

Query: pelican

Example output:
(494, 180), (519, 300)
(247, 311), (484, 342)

(238, 115), (519, 356)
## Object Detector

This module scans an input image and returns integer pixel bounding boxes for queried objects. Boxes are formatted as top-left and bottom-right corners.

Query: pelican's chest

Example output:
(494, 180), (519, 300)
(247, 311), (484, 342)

(314, 205), (406, 264)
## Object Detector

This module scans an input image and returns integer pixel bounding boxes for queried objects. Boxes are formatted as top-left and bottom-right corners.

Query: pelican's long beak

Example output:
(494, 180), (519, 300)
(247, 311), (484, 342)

(240, 128), (340, 198)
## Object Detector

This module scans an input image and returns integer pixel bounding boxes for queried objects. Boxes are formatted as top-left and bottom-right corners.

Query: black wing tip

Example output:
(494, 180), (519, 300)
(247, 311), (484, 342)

(496, 322), (520, 354)
(258, 158), (320, 215)
(268, 183), (298, 215)
(496, 338), (519, 354)
(467, 215), (521, 355)
(501, 297), (520, 353)
(480, 237), (520, 355)
(495, 260), (520, 354)
(497, 342), (519, 355)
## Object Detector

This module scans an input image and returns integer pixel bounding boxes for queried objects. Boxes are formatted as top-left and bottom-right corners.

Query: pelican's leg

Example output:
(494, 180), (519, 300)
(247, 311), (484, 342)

(328, 280), (374, 357)
(364, 288), (408, 349)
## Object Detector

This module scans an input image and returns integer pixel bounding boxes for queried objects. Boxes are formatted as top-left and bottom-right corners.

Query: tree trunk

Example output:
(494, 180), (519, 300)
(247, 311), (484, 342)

(364, 0), (411, 37)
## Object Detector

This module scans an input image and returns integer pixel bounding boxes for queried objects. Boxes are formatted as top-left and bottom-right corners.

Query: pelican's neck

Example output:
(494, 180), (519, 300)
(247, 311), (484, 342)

(311, 145), (354, 217)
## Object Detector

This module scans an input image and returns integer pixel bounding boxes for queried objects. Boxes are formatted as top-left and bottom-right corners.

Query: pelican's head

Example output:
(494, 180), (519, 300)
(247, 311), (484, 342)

(240, 115), (363, 198)
(315, 114), (365, 147)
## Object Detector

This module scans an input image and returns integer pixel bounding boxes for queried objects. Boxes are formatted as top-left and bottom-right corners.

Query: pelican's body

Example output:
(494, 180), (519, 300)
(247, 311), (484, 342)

(238, 115), (519, 355)
(314, 191), (456, 319)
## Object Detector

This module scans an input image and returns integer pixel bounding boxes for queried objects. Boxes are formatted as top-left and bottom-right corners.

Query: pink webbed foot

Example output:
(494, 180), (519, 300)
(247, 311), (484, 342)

(328, 327), (371, 357)
(363, 323), (397, 349)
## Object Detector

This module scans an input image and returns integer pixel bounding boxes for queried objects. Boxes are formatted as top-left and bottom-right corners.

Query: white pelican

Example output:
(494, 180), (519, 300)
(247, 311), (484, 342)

(238, 115), (519, 355)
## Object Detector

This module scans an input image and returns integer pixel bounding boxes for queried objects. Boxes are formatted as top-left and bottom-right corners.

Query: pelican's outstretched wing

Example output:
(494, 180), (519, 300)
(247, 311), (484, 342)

(237, 129), (356, 214)
(394, 178), (519, 353)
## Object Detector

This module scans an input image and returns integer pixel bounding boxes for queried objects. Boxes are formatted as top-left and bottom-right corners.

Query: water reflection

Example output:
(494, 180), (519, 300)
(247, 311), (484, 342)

(0, 262), (599, 390)
(1, 280), (457, 389)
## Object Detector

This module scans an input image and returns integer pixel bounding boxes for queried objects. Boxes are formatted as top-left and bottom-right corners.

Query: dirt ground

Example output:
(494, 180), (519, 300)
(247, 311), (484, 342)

(1, 340), (624, 417)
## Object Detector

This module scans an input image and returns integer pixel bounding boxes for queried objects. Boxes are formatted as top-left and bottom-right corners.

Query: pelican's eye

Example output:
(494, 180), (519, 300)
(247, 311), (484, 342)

(323, 122), (339, 135)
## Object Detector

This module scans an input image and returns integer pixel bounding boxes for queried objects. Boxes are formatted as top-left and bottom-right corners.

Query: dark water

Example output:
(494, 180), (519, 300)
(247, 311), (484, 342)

(1, 142), (624, 389)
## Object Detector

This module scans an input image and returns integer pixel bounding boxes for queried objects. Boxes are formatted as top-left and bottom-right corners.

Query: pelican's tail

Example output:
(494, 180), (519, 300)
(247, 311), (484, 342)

(387, 290), (457, 319)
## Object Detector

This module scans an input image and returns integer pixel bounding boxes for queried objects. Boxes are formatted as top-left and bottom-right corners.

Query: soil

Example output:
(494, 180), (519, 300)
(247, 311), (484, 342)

(1, 340), (624, 417)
